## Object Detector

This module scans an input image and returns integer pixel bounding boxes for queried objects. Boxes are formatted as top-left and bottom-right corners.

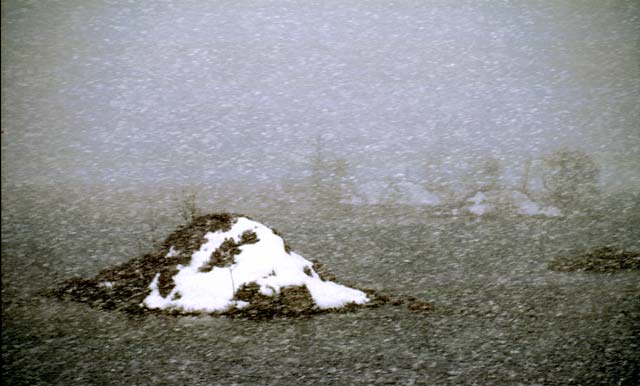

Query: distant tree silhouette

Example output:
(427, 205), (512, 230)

(382, 175), (403, 205)
(477, 156), (501, 191)
(521, 156), (532, 194)
(457, 154), (502, 195)
(308, 134), (356, 212)
(421, 153), (456, 203)
(542, 148), (600, 210)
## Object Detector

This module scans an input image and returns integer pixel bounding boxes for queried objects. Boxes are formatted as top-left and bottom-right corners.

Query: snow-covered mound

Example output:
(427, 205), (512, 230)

(50, 213), (381, 318)
(144, 216), (368, 313)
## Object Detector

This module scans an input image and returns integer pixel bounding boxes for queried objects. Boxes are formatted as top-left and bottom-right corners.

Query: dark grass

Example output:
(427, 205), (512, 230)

(549, 246), (640, 272)
(3, 190), (639, 385)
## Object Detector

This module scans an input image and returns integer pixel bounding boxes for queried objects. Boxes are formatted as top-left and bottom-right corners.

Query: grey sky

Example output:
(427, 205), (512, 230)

(2, 0), (639, 191)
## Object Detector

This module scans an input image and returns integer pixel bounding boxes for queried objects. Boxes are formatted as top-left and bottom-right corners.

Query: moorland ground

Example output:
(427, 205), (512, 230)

(2, 185), (639, 385)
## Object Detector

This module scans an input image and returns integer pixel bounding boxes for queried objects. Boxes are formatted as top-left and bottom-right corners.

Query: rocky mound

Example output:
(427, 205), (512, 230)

(549, 246), (640, 273)
(47, 213), (408, 318)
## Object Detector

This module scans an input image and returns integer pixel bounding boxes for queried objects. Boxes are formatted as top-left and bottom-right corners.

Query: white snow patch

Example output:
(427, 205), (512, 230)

(306, 279), (369, 309)
(466, 191), (492, 216)
(511, 191), (542, 215)
(143, 217), (369, 313)
(166, 246), (179, 257)
(463, 190), (562, 217)
(540, 205), (562, 217)
(396, 181), (441, 206)
(510, 191), (562, 217)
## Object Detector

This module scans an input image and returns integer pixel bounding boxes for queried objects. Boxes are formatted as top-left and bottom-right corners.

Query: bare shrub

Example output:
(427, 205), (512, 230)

(176, 189), (200, 224)
(542, 148), (600, 211)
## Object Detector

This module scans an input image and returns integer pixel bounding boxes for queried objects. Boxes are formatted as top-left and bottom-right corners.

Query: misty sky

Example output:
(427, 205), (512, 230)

(2, 0), (639, 191)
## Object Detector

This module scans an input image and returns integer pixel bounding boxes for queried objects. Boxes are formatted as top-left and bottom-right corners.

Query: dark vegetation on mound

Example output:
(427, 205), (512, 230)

(227, 282), (396, 319)
(45, 213), (239, 315)
(198, 229), (260, 272)
(44, 213), (431, 319)
(549, 246), (640, 272)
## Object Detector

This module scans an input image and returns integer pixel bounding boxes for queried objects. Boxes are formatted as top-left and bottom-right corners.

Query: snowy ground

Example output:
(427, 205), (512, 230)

(2, 187), (639, 385)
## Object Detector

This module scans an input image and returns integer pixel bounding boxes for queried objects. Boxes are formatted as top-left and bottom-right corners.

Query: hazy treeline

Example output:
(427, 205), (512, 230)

(271, 145), (603, 214)
(3, 144), (634, 227)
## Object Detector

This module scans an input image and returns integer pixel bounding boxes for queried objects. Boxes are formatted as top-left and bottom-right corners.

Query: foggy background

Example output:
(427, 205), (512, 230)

(2, 0), (639, 212)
